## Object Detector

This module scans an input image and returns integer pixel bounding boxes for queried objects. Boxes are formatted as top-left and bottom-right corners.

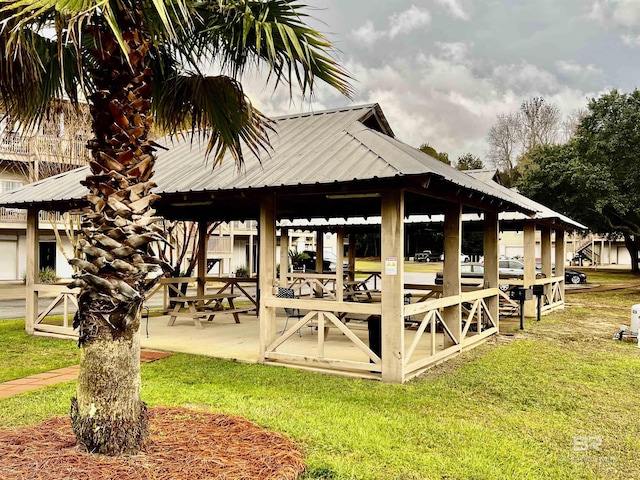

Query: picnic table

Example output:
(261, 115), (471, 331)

(167, 293), (255, 329)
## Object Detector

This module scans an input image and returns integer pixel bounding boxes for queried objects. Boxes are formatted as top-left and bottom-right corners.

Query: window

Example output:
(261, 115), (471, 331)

(1, 180), (22, 193)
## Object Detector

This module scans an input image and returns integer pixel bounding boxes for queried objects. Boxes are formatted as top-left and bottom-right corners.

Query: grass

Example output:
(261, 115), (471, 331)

(1, 270), (640, 479)
(0, 319), (78, 383)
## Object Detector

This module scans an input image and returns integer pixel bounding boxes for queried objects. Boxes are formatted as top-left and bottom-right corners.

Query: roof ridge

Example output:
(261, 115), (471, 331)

(272, 103), (377, 121)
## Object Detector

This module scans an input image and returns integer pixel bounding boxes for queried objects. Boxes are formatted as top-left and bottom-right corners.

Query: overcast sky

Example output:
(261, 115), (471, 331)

(240, 0), (640, 164)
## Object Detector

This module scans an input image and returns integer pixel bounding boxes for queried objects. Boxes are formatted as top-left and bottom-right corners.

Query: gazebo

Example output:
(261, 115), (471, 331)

(0, 103), (576, 382)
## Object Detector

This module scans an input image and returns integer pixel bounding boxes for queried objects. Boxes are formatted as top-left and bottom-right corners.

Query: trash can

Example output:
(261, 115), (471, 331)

(367, 315), (382, 361)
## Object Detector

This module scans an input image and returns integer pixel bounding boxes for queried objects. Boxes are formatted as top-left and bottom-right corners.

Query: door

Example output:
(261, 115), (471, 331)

(39, 242), (56, 271)
(0, 240), (17, 280)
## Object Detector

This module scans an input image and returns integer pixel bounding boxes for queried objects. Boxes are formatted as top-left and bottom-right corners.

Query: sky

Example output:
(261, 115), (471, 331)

(240, 0), (640, 164)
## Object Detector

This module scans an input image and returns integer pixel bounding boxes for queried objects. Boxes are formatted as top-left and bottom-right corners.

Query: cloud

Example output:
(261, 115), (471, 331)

(435, 0), (471, 21)
(389, 6), (432, 37)
(436, 41), (471, 63)
(621, 33), (640, 46)
(331, 49), (597, 160)
(587, 0), (640, 43)
(350, 20), (379, 46)
(556, 60), (604, 82)
(349, 6), (431, 45)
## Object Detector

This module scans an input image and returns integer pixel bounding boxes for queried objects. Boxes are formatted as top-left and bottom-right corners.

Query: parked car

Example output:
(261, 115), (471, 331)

(414, 250), (440, 262)
(439, 253), (470, 262)
(435, 262), (485, 284)
(535, 262), (587, 284)
(301, 250), (348, 272)
(564, 268), (587, 284)
(434, 259), (544, 285)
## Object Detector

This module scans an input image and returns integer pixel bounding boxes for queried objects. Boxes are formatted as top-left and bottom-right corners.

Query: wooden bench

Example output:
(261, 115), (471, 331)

(167, 294), (255, 328)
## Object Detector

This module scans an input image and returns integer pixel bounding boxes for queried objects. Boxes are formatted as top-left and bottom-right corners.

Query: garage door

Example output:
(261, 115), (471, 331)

(0, 240), (17, 280)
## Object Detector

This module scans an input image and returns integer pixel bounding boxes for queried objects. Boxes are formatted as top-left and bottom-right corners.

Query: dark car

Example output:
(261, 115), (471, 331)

(536, 263), (587, 285)
(564, 268), (587, 284)
(301, 250), (348, 272)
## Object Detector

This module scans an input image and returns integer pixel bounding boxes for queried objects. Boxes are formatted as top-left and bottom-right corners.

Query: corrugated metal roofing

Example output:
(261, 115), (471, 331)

(0, 103), (535, 215)
(465, 171), (586, 230)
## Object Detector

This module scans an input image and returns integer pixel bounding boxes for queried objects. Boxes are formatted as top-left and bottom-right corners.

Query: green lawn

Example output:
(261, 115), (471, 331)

(1, 270), (640, 479)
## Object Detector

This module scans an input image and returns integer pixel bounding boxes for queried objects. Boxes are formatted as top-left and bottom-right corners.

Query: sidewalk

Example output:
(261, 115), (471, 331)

(0, 350), (172, 399)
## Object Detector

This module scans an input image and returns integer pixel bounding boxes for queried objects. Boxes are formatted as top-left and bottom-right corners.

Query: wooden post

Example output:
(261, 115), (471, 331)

(523, 222), (536, 317)
(336, 228), (345, 302)
(540, 225), (552, 301)
(348, 234), (356, 282)
(315, 230), (324, 297)
(258, 196), (277, 362)
(25, 207), (39, 335)
(280, 227), (289, 288)
(555, 229), (566, 302)
(381, 190), (404, 383)
(443, 204), (462, 348)
(197, 220), (207, 297)
(248, 233), (254, 276)
(483, 211), (499, 327)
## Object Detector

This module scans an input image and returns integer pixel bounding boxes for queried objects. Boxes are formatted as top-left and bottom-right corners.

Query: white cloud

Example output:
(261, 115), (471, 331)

(587, 0), (640, 42)
(621, 33), (640, 46)
(350, 20), (379, 46)
(555, 60), (604, 82)
(610, 0), (640, 28)
(388, 5), (432, 38)
(435, 0), (471, 21)
(436, 41), (471, 63)
(349, 6), (431, 45)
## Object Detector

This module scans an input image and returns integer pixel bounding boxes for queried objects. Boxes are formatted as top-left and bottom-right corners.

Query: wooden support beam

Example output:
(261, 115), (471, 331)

(381, 190), (404, 383)
(25, 207), (39, 335)
(197, 220), (207, 298)
(336, 228), (345, 303)
(555, 229), (566, 302)
(258, 196), (277, 362)
(348, 234), (356, 282)
(523, 222), (536, 317)
(315, 231), (324, 297)
(248, 233), (254, 277)
(443, 204), (462, 347)
(280, 227), (289, 288)
(483, 211), (499, 327)
(540, 225), (552, 300)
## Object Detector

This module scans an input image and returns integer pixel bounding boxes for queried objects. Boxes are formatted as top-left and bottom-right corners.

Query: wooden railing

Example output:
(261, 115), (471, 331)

(402, 287), (499, 379)
(0, 134), (88, 165)
(31, 283), (79, 338)
(534, 276), (564, 314)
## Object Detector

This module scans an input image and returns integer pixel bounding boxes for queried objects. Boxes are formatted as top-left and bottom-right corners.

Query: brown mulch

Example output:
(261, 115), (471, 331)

(0, 407), (305, 480)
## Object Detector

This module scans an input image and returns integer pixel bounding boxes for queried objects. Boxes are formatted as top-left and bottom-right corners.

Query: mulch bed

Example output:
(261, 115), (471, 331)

(0, 407), (305, 479)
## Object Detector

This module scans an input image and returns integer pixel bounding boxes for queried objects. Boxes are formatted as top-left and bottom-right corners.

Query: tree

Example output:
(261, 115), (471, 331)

(0, 0), (351, 455)
(487, 112), (520, 184)
(419, 143), (451, 165)
(456, 153), (484, 170)
(518, 97), (560, 151)
(517, 89), (640, 272)
(487, 97), (561, 186)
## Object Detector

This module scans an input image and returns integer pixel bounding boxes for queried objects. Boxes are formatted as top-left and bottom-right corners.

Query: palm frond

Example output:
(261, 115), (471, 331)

(0, 15), (81, 130)
(153, 71), (273, 166)
(188, 0), (354, 99)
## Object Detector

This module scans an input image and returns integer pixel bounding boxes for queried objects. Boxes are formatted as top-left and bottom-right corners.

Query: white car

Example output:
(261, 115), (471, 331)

(440, 253), (470, 262)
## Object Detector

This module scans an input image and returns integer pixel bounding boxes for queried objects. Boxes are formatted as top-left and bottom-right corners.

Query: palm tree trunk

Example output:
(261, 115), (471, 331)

(69, 11), (161, 455)
(70, 304), (147, 454)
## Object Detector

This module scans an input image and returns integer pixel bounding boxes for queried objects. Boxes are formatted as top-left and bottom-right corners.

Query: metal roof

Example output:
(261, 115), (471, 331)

(465, 171), (586, 230)
(0, 103), (536, 218)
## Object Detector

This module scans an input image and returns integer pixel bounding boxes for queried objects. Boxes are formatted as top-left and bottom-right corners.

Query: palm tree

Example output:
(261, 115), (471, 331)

(0, 0), (351, 455)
